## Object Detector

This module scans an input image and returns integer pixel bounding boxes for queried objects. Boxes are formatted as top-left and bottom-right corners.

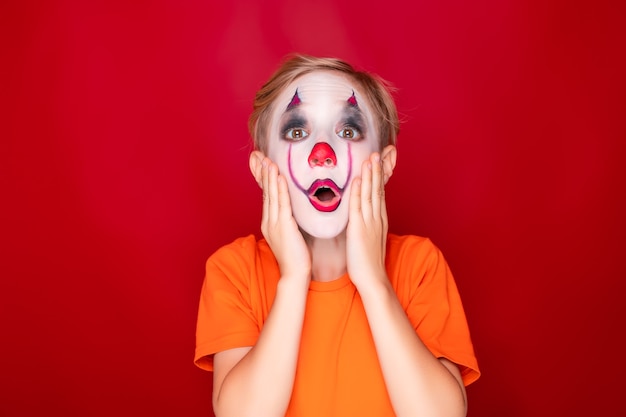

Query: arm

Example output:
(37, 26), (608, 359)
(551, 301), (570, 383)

(357, 281), (467, 417)
(212, 158), (311, 417)
(213, 277), (308, 417)
(347, 152), (467, 417)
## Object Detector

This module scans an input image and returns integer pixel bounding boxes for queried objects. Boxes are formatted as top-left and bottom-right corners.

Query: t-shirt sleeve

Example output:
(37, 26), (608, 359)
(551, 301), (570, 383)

(194, 236), (261, 371)
(398, 237), (480, 386)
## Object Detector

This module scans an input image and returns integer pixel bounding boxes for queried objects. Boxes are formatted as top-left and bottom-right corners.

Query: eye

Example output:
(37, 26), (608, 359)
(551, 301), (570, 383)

(284, 128), (309, 141)
(337, 127), (361, 140)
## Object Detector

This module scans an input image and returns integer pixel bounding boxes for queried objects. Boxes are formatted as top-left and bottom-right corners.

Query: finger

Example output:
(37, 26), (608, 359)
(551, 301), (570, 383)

(382, 156), (393, 184)
(261, 158), (269, 230)
(371, 153), (383, 217)
(349, 176), (362, 219)
(267, 161), (279, 225)
(360, 158), (373, 220)
(380, 194), (389, 256)
(277, 174), (293, 221)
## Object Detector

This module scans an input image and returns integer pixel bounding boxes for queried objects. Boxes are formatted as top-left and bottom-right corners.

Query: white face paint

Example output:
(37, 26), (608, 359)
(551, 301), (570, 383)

(266, 71), (380, 239)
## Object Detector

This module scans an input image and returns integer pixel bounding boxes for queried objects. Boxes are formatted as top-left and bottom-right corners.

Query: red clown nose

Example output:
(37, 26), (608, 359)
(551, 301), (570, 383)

(308, 142), (337, 168)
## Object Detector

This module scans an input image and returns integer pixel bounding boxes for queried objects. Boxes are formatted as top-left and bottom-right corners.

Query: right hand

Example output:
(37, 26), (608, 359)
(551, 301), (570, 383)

(259, 157), (311, 281)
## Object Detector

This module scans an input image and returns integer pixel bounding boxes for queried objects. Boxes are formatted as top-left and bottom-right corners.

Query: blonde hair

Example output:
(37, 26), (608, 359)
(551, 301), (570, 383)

(249, 54), (400, 152)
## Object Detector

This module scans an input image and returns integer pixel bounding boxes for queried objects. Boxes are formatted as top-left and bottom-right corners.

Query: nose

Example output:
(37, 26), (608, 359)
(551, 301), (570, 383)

(308, 142), (337, 168)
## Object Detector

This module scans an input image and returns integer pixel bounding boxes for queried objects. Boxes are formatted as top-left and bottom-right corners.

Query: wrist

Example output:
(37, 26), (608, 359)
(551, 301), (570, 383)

(354, 273), (393, 302)
(278, 272), (311, 291)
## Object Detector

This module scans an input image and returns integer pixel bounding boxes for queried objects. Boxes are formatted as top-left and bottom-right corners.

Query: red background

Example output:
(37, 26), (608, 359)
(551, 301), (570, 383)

(2, 1), (625, 416)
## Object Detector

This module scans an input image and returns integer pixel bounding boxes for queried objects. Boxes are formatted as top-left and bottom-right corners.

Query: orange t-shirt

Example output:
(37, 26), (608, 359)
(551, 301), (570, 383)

(195, 234), (480, 416)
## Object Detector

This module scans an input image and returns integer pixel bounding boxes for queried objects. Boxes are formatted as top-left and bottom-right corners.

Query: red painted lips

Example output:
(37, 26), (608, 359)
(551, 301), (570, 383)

(307, 179), (342, 212)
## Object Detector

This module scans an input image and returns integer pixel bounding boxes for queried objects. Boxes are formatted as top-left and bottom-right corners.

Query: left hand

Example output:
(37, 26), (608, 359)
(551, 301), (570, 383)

(346, 152), (389, 290)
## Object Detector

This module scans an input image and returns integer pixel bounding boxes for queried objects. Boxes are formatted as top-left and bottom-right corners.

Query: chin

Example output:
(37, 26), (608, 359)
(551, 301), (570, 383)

(297, 215), (348, 240)
(303, 227), (346, 240)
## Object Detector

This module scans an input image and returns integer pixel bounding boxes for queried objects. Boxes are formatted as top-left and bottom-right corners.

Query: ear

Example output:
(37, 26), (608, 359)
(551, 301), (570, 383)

(249, 150), (265, 188)
(380, 144), (397, 184)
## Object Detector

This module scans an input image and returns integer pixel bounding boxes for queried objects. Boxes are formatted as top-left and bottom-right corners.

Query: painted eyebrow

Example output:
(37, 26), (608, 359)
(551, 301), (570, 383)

(286, 89), (302, 110)
(344, 92), (365, 129)
(280, 90), (306, 135)
(347, 91), (358, 107)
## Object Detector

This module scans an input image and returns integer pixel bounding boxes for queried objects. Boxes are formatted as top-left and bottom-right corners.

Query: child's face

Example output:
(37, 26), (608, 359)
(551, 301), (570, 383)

(265, 71), (380, 239)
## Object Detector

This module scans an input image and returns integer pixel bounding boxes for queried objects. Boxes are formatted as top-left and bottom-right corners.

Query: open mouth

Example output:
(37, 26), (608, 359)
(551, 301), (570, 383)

(307, 179), (342, 212)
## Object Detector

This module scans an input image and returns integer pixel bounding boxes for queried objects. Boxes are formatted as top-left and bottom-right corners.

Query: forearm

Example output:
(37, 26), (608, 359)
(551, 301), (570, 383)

(214, 276), (309, 417)
(358, 279), (467, 417)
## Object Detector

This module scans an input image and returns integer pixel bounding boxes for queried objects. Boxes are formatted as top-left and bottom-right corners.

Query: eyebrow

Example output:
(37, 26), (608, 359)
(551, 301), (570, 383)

(340, 104), (366, 131)
(279, 91), (367, 134)
(280, 90), (305, 135)
(279, 109), (307, 136)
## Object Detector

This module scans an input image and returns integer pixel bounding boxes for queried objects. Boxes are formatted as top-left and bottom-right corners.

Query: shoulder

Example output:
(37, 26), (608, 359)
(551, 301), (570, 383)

(204, 235), (279, 299)
(386, 233), (451, 287)
(387, 233), (442, 263)
(204, 235), (278, 285)
(209, 234), (261, 257)
(207, 234), (273, 267)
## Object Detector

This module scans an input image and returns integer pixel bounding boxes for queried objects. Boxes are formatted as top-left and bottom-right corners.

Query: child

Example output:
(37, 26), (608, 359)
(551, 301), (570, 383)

(195, 54), (480, 416)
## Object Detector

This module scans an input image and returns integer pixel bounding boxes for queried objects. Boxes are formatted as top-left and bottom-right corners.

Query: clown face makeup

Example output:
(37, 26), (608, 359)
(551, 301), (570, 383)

(265, 71), (381, 239)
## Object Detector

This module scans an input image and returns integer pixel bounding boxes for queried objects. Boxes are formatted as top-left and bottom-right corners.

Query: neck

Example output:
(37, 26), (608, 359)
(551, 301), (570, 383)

(303, 230), (347, 282)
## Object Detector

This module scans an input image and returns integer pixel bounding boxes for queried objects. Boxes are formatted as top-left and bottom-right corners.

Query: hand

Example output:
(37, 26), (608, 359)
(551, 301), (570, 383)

(346, 152), (389, 291)
(257, 157), (311, 281)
